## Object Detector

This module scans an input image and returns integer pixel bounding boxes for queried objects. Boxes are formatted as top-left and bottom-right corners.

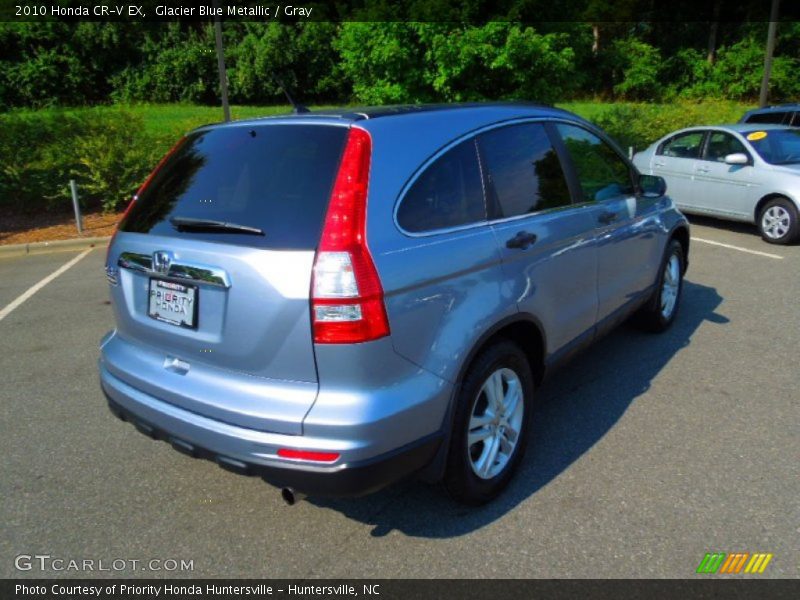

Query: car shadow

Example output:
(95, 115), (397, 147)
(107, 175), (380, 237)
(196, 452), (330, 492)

(685, 214), (757, 237)
(308, 280), (727, 538)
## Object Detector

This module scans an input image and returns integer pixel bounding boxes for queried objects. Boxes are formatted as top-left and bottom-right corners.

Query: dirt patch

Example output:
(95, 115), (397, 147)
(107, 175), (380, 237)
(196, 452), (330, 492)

(0, 210), (123, 246)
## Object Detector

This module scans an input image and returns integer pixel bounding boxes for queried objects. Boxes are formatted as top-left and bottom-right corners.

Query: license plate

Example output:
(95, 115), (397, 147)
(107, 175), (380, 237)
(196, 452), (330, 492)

(148, 279), (197, 329)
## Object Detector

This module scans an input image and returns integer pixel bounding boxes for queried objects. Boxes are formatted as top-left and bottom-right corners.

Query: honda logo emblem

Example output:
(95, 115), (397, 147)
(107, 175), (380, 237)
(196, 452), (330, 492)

(152, 251), (172, 275)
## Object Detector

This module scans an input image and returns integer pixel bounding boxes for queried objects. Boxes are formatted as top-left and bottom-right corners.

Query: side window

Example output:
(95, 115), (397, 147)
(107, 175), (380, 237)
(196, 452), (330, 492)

(658, 131), (705, 159)
(556, 124), (634, 202)
(477, 123), (571, 218)
(704, 132), (748, 162)
(746, 112), (788, 125)
(397, 139), (485, 233)
(791, 112), (799, 126)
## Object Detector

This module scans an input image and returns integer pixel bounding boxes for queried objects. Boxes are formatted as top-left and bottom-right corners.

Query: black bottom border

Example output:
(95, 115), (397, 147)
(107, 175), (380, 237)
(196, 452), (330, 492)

(4, 579), (799, 600)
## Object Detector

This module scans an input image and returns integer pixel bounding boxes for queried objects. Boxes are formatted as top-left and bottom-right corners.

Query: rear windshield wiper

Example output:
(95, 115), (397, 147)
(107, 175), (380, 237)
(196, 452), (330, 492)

(169, 216), (265, 236)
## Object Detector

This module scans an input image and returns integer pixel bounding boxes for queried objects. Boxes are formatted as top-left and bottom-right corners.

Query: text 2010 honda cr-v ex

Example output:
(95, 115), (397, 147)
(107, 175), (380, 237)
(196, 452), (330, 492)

(100, 103), (689, 505)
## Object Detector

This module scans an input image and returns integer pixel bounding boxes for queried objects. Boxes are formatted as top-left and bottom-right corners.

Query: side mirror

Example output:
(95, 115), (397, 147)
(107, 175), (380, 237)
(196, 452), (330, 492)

(639, 174), (667, 198)
(724, 152), (749, 165)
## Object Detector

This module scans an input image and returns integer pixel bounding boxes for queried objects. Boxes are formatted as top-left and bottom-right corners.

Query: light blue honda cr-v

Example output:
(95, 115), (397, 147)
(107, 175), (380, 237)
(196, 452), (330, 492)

(100, 103), (689, 505)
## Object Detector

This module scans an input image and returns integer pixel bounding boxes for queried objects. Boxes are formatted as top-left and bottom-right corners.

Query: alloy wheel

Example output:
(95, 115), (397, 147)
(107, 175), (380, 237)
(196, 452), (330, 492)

(467, 368), (525, 480)
(660, 253), (681, 319)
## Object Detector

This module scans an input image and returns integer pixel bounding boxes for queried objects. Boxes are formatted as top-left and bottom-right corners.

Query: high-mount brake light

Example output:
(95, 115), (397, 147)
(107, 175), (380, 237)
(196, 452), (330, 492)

(311, 127), (390, 344)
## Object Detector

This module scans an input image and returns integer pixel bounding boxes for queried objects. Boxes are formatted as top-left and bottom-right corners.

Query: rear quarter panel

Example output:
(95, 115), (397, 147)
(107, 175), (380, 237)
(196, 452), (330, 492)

(359, 111), (525, 384)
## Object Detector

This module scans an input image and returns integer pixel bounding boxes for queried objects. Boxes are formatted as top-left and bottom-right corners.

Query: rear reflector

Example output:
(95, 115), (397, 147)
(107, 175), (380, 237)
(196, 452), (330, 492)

(277, 449), (341, 463)
(311, 127), (390, 344)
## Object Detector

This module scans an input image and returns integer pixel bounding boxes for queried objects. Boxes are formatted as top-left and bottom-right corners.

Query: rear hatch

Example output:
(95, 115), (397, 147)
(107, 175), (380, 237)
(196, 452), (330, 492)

(104, 122), (348, 434)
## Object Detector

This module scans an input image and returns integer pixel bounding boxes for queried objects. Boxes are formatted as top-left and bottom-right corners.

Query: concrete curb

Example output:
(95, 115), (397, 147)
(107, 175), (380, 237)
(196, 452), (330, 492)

(0, 236), (110, 259)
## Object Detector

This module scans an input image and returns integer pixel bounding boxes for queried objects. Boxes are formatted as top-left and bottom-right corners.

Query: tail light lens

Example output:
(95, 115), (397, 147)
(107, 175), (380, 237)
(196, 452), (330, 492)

(311, 127), (390, 344)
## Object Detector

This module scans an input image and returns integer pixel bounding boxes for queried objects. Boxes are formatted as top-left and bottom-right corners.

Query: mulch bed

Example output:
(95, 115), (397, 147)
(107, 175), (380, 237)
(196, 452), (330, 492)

(0, 210), (123, 246)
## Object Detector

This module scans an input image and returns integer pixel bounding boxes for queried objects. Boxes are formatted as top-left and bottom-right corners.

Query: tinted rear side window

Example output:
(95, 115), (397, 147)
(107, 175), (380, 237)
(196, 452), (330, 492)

(120, 125), (347, 249)
(478, 123), (571, 218)
(745, 112), (788, 124)
(397, 139), (486, 233)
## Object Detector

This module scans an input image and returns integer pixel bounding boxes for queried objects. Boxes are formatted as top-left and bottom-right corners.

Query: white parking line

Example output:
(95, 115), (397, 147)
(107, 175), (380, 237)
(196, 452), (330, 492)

(690, 237), (784, 260)
(0, 248), (94, 323)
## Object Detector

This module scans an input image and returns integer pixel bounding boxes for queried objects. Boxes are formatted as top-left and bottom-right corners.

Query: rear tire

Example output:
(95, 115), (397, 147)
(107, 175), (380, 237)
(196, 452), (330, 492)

(758, 197), (799, 245)
(444, 340), (534, 505)
(636, 239), (684, 333)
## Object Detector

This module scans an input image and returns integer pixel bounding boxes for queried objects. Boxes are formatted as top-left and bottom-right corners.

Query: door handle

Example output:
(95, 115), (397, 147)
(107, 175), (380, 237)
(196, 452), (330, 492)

(695, 166), (710, 173)
(598, 211), (618, 225)
(505, 231), (537, 250)
(654, 161), (665, 168)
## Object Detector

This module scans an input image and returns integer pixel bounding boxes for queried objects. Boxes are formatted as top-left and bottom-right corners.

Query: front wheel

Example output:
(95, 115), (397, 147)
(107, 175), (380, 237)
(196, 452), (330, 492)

(444, 341), (534, 505)
(636, 239), (684, 333)
(758, 197), (799, 245)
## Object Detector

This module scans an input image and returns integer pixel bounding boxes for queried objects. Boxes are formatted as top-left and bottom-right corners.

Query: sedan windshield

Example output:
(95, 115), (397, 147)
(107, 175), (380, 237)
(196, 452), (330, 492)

(745, 129), (800, 165)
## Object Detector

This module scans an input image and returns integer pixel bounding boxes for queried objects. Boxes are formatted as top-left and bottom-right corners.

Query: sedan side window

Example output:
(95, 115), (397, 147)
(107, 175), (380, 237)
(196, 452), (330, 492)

(659, 131), (705, 159)
(397, 139), (486, 233)
(704, 132), (748, 162)
(477, 123), (571, 218)
(556, 123), (634, 202)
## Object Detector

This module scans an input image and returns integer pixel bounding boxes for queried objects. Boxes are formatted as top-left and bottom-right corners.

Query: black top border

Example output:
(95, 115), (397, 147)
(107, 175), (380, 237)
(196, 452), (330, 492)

(2, 0), (799, 23)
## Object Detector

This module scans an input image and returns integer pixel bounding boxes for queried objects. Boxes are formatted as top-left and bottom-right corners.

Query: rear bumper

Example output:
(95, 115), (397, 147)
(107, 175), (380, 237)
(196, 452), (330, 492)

(100, 365), (444, 497)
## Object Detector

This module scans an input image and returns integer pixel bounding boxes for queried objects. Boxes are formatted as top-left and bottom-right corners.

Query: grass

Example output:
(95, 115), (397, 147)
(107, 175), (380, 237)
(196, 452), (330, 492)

(558, 100), (756, 124)
(6, 100), (757, 141)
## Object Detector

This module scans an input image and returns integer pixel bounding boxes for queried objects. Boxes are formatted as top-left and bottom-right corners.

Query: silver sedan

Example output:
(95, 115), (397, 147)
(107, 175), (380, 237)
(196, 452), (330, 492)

(634, 124), (800, 244)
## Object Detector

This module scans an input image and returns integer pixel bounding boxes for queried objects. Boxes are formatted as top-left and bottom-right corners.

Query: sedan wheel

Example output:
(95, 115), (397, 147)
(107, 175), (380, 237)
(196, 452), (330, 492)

(758, 198), (799, 245)
(761, 206), (791, 240)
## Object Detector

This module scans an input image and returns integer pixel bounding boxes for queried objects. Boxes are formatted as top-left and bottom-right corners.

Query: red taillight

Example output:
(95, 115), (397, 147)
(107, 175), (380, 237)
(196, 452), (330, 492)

(277, 449), (341, 463)
(106, 137), (187, 264)
(311, 127), (390, 344)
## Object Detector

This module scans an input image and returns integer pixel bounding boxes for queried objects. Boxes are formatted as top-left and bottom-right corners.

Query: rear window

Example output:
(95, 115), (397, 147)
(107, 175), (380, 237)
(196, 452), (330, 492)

(744, 112), (788, 125)
(120, 124), (348, 249)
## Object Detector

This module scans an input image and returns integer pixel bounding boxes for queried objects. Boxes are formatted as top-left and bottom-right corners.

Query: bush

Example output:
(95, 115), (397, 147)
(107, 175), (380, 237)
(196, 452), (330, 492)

(676, 36), (800, 102)
(419, 23), (577, 103)
(607, 38), (663, 101)
(335, 23), (431, 104)
(334, 22), (578, 105)
(229, 22), (343, 104)
(111, 23), (219, 104)
(592, 101), (748, 151)
(0, 108), (168, 214)
(72, 112), (167, 212)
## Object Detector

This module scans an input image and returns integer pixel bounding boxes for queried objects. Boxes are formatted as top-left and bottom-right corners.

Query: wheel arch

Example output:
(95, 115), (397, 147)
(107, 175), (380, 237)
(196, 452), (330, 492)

(463, 315), (547, 387)
(754, 192), (798, 223)
(417, 313), (547, 484)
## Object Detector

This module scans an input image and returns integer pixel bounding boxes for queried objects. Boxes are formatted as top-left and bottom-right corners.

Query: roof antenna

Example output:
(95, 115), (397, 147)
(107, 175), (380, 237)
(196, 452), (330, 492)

(274, 76), (310, 114)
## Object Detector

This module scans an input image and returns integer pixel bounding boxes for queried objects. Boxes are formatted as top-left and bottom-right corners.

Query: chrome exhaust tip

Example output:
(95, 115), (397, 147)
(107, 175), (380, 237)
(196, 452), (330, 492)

(281, 487), (306, 506)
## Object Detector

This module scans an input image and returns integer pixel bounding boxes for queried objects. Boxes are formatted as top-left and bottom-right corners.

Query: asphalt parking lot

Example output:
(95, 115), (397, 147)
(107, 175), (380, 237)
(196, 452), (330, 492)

(1, 217), (798, 579)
